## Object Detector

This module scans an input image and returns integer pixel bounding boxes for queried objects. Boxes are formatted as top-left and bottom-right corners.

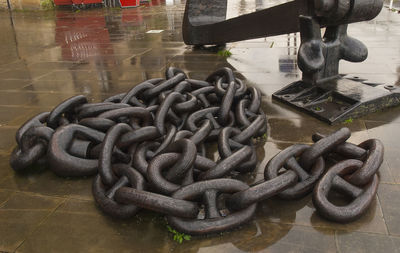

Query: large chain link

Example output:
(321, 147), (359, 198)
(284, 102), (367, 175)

(9, 67), (384, 235)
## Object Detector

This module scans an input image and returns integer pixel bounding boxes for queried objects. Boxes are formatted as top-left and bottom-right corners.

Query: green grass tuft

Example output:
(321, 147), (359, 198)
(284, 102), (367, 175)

(217, 49), (232, 57)
(343, 118), (353, 124)
(167, 225), (191, 244)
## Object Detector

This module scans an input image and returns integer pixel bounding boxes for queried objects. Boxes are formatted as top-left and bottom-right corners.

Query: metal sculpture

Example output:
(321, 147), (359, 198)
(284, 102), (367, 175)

(10, 67), (384, 236)
(182, 0), (400, 124)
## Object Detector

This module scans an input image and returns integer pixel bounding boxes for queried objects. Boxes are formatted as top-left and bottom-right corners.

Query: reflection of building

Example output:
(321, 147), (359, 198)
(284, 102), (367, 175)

(5, 0), (41, 10)
(142, 0), (164, 6)
(55, 13), (114, 61)
(121, 9), (143, 24)
(55, 12), (117, 93)
(279, 33), (298, 73)
(0, 13), (20, 65)
(54, 0), (102, 6)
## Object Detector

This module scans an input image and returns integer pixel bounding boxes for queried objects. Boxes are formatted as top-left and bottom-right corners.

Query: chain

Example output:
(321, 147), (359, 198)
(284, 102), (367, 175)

(9, 67), (384, 236)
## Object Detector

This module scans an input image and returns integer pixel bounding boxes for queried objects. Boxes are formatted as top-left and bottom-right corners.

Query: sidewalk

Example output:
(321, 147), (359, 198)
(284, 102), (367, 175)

(0, 1), (399, 252)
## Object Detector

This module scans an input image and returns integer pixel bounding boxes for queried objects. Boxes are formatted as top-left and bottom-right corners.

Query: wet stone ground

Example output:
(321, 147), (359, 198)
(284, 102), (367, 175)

(0, 0), (400, 252)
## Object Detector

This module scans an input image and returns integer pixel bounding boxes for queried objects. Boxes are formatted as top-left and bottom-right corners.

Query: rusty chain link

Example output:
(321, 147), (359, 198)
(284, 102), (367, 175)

(9, 67), (384, 235)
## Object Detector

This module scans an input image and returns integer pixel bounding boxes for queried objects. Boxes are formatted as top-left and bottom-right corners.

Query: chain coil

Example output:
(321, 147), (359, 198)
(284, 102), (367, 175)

(9, 67), (384, 235)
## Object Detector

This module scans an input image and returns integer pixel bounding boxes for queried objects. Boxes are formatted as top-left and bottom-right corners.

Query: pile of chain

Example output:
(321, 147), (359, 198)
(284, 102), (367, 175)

(9, 67), (384, 236)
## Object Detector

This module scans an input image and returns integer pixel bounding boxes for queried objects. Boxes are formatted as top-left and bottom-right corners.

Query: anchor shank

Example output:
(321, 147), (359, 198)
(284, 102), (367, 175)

(183, 0), (383, 46)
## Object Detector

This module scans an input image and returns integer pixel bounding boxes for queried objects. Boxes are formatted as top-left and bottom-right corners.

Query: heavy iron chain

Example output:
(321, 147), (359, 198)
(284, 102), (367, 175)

(9, 67), (384, 235)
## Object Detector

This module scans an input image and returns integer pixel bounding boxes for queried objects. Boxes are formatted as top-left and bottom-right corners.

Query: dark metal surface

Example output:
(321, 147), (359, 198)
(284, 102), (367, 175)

(264, 144), (324, 200)
(272, 75), (400, 124)
(272, 8), (400, 124)
(167, 179), (257, 235)
(10, 67), (384, 235)
(182, 0), (398, 124)
(182, 0), (383, 45)
(313, 159), (379, 222)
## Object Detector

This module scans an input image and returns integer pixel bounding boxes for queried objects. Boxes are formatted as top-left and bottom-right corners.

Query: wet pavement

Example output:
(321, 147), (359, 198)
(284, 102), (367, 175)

(0, 0), (400, 252)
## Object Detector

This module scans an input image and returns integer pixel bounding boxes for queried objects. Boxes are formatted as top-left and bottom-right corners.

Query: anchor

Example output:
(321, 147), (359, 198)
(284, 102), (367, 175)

(182, 0), (400, 124)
